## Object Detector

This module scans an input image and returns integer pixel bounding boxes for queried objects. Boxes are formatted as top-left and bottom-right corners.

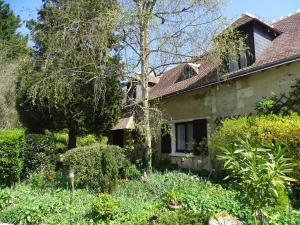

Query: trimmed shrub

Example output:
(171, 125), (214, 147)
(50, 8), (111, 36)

(0, 129), (25, 186)
(210, 113), (300, 181)
(63, 144), (130, 192)
(23, 133), (57, 176)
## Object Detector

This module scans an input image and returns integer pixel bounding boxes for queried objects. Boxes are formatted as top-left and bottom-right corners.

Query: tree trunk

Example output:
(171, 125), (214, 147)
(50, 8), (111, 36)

(68, 128), (77, 149)
(139, 2), (152, 173)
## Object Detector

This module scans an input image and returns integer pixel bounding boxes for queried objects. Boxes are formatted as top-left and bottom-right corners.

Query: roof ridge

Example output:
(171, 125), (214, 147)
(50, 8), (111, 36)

(272, 9), (300, 24)
(243, 11), (259, 19)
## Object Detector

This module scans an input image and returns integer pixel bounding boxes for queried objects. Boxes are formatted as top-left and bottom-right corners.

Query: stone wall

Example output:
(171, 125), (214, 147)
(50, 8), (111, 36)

(155, 61), (300, 170)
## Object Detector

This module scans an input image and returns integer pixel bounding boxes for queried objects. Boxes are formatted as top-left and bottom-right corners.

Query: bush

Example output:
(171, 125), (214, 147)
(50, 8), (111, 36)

(125, 164), (141, 180)
(0, 129), (25, 186)
(210, 113), (300, 181)
(217, 138), (295, 223)
(92, 193), (118, 220)
(63, 144), (130, 192)
(0, 188), (12, 210)
(23, 133), (58, 176)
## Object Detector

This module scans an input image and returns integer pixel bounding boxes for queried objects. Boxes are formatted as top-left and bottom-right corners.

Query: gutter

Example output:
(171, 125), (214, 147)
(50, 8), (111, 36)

(161, 53), (300, 99)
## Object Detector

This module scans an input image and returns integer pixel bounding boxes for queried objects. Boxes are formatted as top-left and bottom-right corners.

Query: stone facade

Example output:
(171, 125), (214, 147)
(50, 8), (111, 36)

(155, 61), (300, 170)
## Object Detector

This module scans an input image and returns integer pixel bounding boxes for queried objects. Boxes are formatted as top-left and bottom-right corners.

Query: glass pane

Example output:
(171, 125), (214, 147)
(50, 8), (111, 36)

(240, 52), (248, 68)
(176, 124), (186, 151)
(228, 55), (239, 72)
(186, 123), (194, 151)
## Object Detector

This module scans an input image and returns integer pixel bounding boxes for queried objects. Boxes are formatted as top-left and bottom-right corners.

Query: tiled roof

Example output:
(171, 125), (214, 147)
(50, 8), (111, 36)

(149, 12), (300, 99)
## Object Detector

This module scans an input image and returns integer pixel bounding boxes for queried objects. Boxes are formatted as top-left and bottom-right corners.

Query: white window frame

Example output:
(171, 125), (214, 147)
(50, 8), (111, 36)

(169, 117), (210, 157)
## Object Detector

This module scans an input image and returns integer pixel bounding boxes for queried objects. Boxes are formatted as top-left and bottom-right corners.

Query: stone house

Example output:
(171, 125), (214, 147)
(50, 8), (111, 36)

(112, 12), (300, 170)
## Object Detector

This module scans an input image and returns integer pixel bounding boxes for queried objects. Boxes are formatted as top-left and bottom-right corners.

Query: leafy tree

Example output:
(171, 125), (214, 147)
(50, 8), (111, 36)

(0, 0), (27, 129)
(0, 0), (27, 59)
(16, 0), (123, 148)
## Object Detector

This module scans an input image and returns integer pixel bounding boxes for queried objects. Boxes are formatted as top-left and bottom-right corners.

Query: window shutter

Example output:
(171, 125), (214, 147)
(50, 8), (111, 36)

(193, 119), (207, 150)
(161, 126), (171, 154)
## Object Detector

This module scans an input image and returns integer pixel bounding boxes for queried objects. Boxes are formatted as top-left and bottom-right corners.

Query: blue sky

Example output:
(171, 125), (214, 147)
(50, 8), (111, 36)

(6, 0), (300, 37)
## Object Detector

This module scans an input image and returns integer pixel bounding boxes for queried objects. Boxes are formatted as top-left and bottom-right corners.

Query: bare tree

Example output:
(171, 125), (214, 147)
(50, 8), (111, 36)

(118, 0), (245, 172)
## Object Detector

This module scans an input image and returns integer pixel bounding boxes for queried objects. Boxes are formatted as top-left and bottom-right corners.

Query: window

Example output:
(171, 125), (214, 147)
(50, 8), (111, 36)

(178, 66), (197, 82)
(176, 122), (194, 153)
(175, 119), (207, 153)
(161, 119), (208, 155)
(227, 50), (250, 73)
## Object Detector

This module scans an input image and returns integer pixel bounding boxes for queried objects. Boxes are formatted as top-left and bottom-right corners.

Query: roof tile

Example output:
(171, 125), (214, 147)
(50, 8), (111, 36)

(150, 12), (300, 99)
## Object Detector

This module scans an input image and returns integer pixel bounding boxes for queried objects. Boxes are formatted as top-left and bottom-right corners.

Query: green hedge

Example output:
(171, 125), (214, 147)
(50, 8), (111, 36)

(63, 144), (130, 192)
(210, 113), (300, 181)
(0, 129), (25, 186)
(23, 133), (57, 176)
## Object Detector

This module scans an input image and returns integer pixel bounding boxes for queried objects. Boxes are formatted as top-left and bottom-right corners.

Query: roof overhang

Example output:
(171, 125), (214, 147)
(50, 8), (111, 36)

(161, 53), (300, 99)
(112, 116), (135, 130)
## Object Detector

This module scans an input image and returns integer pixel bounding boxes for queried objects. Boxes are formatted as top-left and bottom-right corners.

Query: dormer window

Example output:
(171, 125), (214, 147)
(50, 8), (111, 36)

(227, 50), (250, 73)
(177, 64), (199, 82)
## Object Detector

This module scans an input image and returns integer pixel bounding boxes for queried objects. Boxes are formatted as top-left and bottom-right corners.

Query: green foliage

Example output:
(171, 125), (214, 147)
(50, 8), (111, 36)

(0, 184), (94, 225)
(0, 0), (27, 59)
(256, 80), (300, 115)
(256, 94), (277, 114)
(16, 0), (123, 147)
(0, 188), (12, 210)
(52, 130), (68, 151)
(0, 1), (28, 129)
(77, 134), (108, 147)
(262, 208), (300, 225)
(166, 183), (181, 204)
(63, 144), (130, 192)
(52, 130), (108, 152)
(0, 60), (20, 129)
(0, 129), (25, 186)
(92, 193), (118, 220)
(217, 137), (295, 223)
(0, 172), (299, 224)
(125, 164), (141, 180)
(153, 158), (179, 172)
(23, 133), (57, 176)
(156, 210), (206, 225)
(210, 113), (300, 182)
(113, 172), (252, 224)
(26, 170), (67, 190)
